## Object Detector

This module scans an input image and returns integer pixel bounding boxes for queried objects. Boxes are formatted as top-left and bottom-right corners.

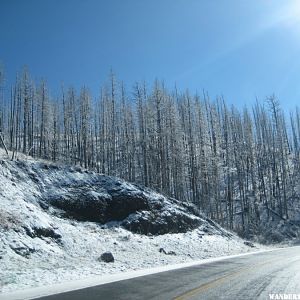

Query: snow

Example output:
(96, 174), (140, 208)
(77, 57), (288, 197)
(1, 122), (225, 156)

(1, 247), (285, 300)
(0, 151), (268, 296)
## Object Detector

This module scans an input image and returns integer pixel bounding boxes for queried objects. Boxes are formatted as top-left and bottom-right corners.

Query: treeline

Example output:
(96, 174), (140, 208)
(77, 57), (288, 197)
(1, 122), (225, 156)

(0, 67), (300, 236)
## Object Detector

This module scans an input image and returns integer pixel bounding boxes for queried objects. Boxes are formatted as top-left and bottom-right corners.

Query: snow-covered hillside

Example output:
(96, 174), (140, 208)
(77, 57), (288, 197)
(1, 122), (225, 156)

(0, 155), (262, 294)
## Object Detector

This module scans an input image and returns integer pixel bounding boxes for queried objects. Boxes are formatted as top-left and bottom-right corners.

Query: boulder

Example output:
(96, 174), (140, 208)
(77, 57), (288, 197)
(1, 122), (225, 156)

(244, 241), (255, 248)
(99, 252), (114, 263)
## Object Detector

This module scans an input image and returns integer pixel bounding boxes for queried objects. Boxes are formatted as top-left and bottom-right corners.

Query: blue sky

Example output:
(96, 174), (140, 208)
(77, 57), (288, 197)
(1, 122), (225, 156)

(1, 0), (300, 110)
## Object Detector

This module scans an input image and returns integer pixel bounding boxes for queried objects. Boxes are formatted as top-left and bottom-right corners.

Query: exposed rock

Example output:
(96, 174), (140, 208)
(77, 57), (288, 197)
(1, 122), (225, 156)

(36, 227), (61, 239)
(159, 247), (167, 254)
(244, 241), (255, 248)
(5, 160), (228, 237)
(99, 251), (114, 263)
(159, 248), (176, 255)
(23, 223), (62, 240)
(121, 210), (202, 235)
(44, 173), (205, 235)
(10, 245), (35, 258)
(48, 188), (149, 224)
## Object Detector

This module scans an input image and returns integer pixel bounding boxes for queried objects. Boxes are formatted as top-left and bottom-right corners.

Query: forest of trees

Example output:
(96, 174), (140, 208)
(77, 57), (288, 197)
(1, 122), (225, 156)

(0, 66), (300, 237)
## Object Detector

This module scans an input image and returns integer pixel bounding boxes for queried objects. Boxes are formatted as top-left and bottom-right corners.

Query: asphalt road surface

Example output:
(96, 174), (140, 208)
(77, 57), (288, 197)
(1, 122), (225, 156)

(36, 246), (300, 300)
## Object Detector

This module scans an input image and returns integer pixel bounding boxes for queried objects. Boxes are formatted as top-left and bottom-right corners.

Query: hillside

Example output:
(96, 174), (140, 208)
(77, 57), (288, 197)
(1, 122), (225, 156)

(0, 155), (260, 293)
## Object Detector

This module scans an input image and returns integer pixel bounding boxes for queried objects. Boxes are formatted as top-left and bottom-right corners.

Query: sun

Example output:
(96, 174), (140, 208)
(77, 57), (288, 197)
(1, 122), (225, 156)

(280, 0), (300, 28)
(261, 1), (300, 33)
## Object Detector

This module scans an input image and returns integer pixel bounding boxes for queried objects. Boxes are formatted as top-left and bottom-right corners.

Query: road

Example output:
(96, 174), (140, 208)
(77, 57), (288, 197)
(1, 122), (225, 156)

(36, 246), (300, 300)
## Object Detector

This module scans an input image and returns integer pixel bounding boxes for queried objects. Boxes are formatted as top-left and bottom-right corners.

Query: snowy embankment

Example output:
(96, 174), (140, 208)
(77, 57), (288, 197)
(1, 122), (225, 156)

(0, 152), (264, 294)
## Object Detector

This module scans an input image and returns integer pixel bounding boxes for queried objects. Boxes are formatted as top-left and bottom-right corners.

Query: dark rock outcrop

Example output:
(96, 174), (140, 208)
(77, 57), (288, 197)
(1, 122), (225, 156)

(13, 161), (222, 236)
(46, 182), (203, 235)
(121, 210), (202, 235)
(48, 187), (150, 224)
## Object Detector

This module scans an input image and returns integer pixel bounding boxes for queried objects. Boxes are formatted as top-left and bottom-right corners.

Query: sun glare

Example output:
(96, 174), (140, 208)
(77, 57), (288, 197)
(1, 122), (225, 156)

(264, 0), (300, 32)
(280, 1), (300, 28)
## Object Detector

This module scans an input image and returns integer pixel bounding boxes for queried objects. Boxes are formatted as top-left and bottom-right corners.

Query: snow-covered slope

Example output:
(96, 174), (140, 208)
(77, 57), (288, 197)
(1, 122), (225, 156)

(0, 156), (262, 293)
